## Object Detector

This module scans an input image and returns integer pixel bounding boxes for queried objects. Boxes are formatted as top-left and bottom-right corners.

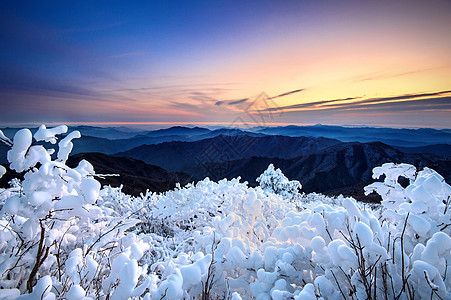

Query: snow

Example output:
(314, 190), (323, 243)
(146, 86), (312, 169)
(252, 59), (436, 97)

(0, 289), (20, 300)
(231, 292), (242, 300)
(66, 285), (86, 300)
(411, 260), (447, 299)
(0, 125), (450, 299)
(295, 283), (316, 300)
(0, 165), (6, 179)
(57, 130), (81, 163)
(256, 163), (302, 198)
(310, 236), (326, 252)
(354, 221), (374, 247)
(80, 177), (101, 204)
(18, 275), (55, 300)
(0, 129), (13, 146)
(34, 124), (68, 144)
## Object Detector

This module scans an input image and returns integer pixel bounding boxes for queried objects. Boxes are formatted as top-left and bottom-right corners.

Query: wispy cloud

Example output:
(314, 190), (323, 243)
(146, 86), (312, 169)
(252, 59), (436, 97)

(351, 66), (448, 83)
(215, 88), (305, 108)
(215, 98), (249, 106)
(0, 66), (139, 105)
(328, 96), (451, 112)
(188, 91), (223, 104)
(107, 51), (145, 59)
(269, 88), (305, 100)
(101, 83), (236, 93)
(255, 90), (451, 113)
(261, 97), (360, 112)
(321, 90), (451, 109)
(61, 21), (130, 34)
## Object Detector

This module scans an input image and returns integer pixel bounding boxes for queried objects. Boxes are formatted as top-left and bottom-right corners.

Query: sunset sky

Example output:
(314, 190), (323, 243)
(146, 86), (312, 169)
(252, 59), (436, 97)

(1, 0), (450, 128)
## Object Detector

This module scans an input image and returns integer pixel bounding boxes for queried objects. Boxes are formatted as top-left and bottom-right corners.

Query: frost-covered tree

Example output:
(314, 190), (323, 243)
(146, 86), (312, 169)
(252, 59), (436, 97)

(256, 163), (302, 199)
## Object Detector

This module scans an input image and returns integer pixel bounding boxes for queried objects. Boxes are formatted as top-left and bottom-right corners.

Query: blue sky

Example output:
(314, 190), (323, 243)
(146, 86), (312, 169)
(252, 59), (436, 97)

(1, 0), (450, 128)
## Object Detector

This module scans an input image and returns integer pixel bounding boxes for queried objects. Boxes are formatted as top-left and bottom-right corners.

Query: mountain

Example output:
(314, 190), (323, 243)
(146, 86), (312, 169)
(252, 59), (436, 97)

(71, 135), (177, 155)
(1, 125), (208, 142)
(255, 125), (451, 147)
(3, 138), (450, 201)
(0, 126), (272, 164)
(2, 125), (451, 201)
(71, 129), (266, 156)
(115, 135), (342, 171)
(194, 128), (265, 139)
(183, 141), (451, 201)
(393, 144), (451, 156)
(69, 126), (149, 140)
(66, 153), (192, 195)
(143, 126), (211, 137)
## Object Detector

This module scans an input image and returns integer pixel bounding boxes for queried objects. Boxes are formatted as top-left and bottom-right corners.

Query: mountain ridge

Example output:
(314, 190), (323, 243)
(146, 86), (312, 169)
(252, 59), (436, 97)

(184, 141), (451, 200)
(114, 134), (342, 171)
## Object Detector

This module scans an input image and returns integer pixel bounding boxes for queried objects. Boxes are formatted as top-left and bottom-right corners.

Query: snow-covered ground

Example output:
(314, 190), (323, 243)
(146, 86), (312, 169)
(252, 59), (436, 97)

(0, 126), (450, 299)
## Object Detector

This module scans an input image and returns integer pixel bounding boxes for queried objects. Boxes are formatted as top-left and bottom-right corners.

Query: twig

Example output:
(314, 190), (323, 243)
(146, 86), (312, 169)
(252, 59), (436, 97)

(57, 225), (72, 281)
(395, 213), (409, 299)
(159, 287), (169, 300)
(27, 221), (50, 293)
(202, 233), (218, 300)
(85, 221), (124, 255)
(424, 271), (444, 300)
(331, 269), (347, 300)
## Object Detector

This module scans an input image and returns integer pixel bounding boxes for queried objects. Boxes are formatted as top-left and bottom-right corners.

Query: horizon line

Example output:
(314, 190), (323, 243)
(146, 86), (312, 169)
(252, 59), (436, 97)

(0, 121), (450, 130)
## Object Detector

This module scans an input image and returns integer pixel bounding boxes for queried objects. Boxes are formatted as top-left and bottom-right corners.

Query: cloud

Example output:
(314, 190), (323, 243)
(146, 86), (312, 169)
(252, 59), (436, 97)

(255, 90), (451, 114)
(321, 90), (451, 109)
(102, 83), (236, 93)
(256, 96), (451, 128)
(107, 51), (145, 59)
(0, 65), (140, 107)
(215, 98), (249, 106)
(260, 97), (359, 112)
(329, 96), (451, 113)
(0, 69), (93, 99)
(214, 88), (304, 107)
(188, 91), (219, 104)
(352, 67), (446, 83)
(269, 88), (305, 100)
(61, 21), (130, 34)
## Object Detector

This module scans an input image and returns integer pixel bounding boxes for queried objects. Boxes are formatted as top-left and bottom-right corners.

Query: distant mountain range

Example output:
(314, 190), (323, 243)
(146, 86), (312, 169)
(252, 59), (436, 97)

(140, 126), (210, 137)
(0, 127), (266, 163)
(2, 124), (450, 161)
(1, 124), (450, 200)
(255, 124), (451, 147)
(115, 135), (341, 171)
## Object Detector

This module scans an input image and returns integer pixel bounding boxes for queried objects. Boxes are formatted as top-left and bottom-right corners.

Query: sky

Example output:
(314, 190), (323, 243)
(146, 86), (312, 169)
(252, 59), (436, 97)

(0, 0), (450, 128)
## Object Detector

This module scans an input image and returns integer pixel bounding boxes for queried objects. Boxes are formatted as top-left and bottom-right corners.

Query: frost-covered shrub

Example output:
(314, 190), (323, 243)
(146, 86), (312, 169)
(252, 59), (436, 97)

(364, 162), (417, 210)
(148, 163), (450, 299)
(257, 163), (302, 199)
(0, 126), (152, 299)
(366, 163), (451, 246)
(1, 126), (450, 299)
